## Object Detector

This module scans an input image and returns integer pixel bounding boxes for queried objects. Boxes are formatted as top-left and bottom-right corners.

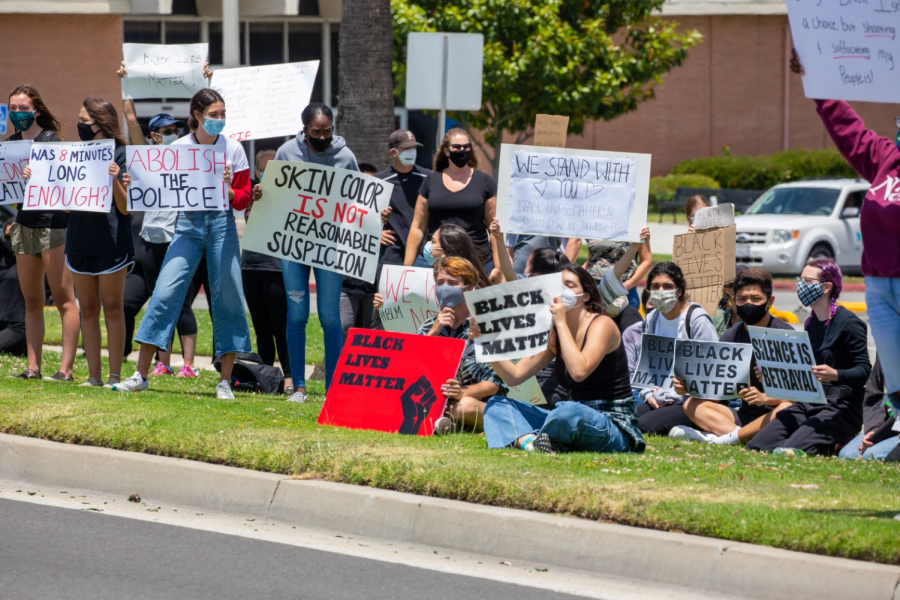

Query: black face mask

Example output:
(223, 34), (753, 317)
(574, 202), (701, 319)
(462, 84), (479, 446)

(736, 301), (769, 325)
(307, 134), (332, 153)
(448, 149), (471, 168)
(78, 122), (98, 141)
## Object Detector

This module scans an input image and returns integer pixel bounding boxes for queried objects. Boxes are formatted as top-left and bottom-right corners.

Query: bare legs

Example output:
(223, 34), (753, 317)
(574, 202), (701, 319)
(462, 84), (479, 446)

(683, 398), (795, 444)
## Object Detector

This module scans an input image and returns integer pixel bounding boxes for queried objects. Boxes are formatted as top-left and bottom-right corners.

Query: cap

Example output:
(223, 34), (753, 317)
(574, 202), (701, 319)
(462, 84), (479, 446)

(149, 113), (186, 132)
(389, 129), (422, 149)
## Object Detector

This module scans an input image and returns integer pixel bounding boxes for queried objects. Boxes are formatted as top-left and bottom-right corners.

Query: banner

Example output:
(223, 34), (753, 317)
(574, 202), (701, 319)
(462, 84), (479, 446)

(241, 160), (392, 284)
(748, 327), (827, 404)
(121, 43), (209, 100)
(631, 334), (676, 391)
(23, 140), (115, 213)
(211, 61), (319, 142)
(495, 144), (650, 243)
(692, 203), (735, 231)
(378, 264), (439, 334)
(318, 328), (466, 436)
(126, 145), (228, 212)
(0, 140), (31, 206)
(673, 339), (752, 400)
(465, 274), (562, 362)
(673, 225), (736, 315)
(787, 1), (900, 103)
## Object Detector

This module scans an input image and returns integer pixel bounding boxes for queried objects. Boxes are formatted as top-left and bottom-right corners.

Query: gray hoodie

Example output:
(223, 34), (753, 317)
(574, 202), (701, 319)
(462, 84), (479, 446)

(274, 132), (360, 171)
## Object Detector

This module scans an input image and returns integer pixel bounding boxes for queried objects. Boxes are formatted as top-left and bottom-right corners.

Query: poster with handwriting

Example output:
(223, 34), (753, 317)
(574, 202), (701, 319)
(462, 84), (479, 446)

(126, 145), (228, 212)
(673, 225), (736, 315)
(692, 203), (735, 231)
(121, 43), (209, 100)
(378, 265), (439, 334)
(533, 114), (569, 148)
(23, 141), (115, 213)
(0, 140), (31, 206)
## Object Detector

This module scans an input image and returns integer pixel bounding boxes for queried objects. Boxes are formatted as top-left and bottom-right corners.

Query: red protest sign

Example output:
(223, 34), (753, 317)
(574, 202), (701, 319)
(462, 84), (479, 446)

(317, 328), (465, 436)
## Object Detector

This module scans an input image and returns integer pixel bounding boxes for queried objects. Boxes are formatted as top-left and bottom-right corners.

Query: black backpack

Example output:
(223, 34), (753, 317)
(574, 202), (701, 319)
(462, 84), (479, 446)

(213, 352), (284, 394)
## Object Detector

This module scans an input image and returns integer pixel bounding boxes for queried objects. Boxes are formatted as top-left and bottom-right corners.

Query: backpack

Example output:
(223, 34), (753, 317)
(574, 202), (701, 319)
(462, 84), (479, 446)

(213, 352), (285, 394)
(647, 303), (713, 339)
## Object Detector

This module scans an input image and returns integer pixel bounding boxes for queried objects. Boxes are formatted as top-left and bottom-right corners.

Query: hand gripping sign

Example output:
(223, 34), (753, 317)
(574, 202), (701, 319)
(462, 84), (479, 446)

(23, 140), (115, 213)
(126, 145), (229, 211)
(673, 339), (753, 401)
(378, 265), (440, 335)
(748, 326), (827, 404)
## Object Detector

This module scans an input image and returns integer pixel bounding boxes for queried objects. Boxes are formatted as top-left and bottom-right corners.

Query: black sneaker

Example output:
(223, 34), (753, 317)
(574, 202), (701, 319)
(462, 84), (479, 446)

(10, 369), (42, 380)
(43, 371), (75, 383)
(532, 433), (561, 455)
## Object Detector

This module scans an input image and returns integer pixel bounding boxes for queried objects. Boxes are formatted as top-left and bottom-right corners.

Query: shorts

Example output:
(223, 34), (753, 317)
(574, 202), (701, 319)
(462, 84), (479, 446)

(730, 402), (773, 427)
(9, 223), (66, 256)
(66, 254), (134, 276)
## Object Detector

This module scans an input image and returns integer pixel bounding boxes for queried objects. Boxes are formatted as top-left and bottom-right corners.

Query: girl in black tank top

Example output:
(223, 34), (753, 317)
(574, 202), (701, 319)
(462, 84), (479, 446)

(554, 316), (633, 401)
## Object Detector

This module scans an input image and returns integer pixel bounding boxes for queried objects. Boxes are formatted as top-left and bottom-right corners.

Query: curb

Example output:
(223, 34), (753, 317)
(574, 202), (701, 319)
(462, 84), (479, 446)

(0, 433), (897, 600)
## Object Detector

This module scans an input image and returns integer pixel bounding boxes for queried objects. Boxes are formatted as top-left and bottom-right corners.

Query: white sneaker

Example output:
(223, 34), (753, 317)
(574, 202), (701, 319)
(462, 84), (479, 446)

(112, 371), (148, 393)
(669, 425), (715, 443)
(79, 377), (103, 387)
(432, 416), (453, 436)
(287, 390), (308, 403)
(216, 380), (235, 400)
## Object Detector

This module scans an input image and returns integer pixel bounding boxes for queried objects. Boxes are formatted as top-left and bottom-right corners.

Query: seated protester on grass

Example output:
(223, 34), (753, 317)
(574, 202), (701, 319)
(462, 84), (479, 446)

(747, 258), (871, 457)
(838, 356), (898, 460)
(622, 262), (718, 436)
(712, 264), (748, 337)
(479, 265), (644, 454)
(593, 228), (650, 334)
(417, 257), (507, 434)
(0, 218), (27, 356)
(668, 269), (795, 445)
(566, 229), (652, 311)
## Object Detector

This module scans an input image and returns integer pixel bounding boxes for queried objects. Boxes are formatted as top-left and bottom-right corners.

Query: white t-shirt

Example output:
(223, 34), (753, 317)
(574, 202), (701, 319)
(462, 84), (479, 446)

(171, 132), (249, 173)
(653, 310), (683, 339)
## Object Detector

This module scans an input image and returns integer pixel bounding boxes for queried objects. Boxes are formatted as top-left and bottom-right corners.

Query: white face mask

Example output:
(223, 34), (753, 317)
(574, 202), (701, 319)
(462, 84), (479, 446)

(398, 148), (417, 166)
(561, 288), (584, 311)
(160, 133), (179, 145)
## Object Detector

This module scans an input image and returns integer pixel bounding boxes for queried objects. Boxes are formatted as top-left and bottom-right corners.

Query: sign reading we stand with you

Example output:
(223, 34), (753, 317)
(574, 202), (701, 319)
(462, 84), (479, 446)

(126, 145), (228, 211)
(23, 140), (115, 213)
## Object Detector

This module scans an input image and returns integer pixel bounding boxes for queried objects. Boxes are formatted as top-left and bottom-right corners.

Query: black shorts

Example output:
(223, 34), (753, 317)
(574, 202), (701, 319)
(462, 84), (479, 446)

(730, 402), (773, 427)
(66, 254), (134, 276)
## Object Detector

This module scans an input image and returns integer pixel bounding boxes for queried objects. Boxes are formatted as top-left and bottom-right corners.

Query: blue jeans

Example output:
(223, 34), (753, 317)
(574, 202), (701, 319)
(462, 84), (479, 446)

(627, 286), (640, 309)
(136, 211), (250, 356)
(866, 276), (900, 394)
(483, 397), (631, 453)
(838, 432), (900, 460)
(281, 261), (343, 389)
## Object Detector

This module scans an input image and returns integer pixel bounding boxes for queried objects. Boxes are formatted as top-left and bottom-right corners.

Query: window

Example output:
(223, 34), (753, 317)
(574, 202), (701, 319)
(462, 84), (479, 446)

(250, 23), (284, 66)
(844, 191), (864, 209)
(165, 21), (201, 44)
(208, 22), (223, 65)
(746, 188), (841, 217)
(124, 21), (161, 43)
(289, 23), (323, 101)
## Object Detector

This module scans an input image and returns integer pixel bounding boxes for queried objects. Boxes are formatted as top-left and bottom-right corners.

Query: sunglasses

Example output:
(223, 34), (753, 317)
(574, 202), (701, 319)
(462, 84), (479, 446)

(449, 143), (472, 151)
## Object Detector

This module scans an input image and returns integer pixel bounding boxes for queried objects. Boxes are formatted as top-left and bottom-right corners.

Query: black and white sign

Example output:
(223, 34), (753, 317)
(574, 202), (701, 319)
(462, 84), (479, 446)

(674, 339), (752, 400)
(631, 334), (676, 391)
(748, 326), (826, 404)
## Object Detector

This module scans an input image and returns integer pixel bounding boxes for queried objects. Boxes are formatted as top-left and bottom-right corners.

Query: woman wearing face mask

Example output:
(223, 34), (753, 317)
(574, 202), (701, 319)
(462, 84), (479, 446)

(5, 85), (80, 382)
(114, 88), (252, 399)
(477, 265), (644, 454)
(746, 258), (871, 457)
(404, 128), (498, 272)
(684, 195), (710, 233)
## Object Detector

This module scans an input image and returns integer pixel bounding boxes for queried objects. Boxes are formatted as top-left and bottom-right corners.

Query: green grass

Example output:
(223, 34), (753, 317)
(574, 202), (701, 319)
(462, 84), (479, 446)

(1, 350), (898, 565)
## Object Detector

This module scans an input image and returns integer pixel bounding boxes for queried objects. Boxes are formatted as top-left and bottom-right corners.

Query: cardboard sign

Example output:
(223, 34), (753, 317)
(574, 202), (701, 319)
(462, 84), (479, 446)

(748, 327), (827, 404)
(674, 339), (752, 400)
(673, 225), (736, 315)
(496, 144), (650, 243)
(465, 274), (562, 362)
(533, 114), (569, 148)
(121, 43), (209, 100)
(692, 203), (735, 231)
(23, 140), (115, 213)
(211, 61), (319, 142)
(378, 264), (439, 334)
(317, 329), (466, 436)
(631, 334), (676, 391)
(241, 160), (392, 284)
(0, 140), (31, 206)
(787, 1), (900, 103)
(126, 145), (228, 212)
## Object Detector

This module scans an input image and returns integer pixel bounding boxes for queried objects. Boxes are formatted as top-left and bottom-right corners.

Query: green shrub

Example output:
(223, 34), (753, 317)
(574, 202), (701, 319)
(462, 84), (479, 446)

(649, 174), (720, 212)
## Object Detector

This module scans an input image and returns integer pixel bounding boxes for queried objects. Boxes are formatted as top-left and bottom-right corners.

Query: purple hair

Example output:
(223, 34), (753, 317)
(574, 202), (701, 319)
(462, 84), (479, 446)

(804, 257), (842, 326)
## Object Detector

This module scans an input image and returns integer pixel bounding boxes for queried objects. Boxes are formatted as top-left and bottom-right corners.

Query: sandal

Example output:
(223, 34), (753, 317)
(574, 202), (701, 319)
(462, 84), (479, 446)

(10, 369), (42, 380)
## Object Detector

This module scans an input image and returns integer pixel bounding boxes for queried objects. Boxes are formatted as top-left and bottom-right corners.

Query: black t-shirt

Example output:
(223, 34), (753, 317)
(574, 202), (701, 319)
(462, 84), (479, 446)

(65, 143), (135, 257)
(0, 239), (26, 324)
(613, 305), (643, 334)
(241, 188), (283, 272)
(8, 130), (69, 230)
(377, 165), (431, 266)
(720, 316), (794, 390)
(419, 169), (496, 265)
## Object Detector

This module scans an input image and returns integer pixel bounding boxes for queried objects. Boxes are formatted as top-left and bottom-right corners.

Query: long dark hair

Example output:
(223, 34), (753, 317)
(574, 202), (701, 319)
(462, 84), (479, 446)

(187, 88), (225, 132)
(8, 84), (64, 138)
(437, 223), (491, 288)
(433, 127), (478, 172)
(647, 261), (690, 303)
(83, 97), (127, 146)
(529, 248), (571, 276)
(562, 265), (606, 315)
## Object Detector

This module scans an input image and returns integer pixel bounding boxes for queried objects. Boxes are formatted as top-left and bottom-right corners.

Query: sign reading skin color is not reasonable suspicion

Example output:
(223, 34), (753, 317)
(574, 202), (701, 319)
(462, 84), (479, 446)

(748, 326), (827, 404)
(121, 43), (209, 100)
(23, 140), (115, 213)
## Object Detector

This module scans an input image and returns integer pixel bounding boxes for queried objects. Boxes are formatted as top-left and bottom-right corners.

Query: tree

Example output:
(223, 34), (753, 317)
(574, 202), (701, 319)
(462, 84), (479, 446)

(338, 0), (396, 167)
(391, 0), (702, 172)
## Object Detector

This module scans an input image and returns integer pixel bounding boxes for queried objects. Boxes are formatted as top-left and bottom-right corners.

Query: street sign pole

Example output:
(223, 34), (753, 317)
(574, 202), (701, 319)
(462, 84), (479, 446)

(437, 35), (448, 149)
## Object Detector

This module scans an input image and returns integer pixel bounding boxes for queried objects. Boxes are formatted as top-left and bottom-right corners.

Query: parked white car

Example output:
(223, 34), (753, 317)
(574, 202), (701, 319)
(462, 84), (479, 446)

(734, 179), (868, 275)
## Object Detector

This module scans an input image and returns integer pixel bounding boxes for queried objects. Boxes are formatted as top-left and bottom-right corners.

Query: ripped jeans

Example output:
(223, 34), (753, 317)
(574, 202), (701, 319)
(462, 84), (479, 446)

(281, 261), (343, 389)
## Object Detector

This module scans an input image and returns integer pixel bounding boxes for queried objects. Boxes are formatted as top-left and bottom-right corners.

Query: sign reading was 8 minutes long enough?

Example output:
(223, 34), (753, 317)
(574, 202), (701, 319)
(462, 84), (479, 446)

(241, 160), (392, 284)
(23, 140), (116, 213)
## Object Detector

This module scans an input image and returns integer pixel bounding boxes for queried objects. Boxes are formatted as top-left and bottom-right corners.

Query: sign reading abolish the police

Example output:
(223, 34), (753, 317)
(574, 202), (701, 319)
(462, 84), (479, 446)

(126, 145), (228, 211)
(465, 274), (562, 362)
(748, 326), (826, 404)
(632, 334), (676, 391)
(673, 339), (752, 400)
(23, 140), (115, 213)
(241, 160), (392, 284)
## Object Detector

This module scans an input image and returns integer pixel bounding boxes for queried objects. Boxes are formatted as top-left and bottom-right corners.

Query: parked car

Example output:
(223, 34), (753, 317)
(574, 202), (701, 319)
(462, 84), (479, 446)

(734, 179), (867, 275)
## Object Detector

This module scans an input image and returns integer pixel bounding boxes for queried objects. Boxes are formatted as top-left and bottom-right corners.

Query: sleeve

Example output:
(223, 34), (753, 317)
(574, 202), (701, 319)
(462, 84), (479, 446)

(815, 99), (896, 183)
(484, 173), (498, 199)
(835, 314), (872, 389)
(599, 269), (628, 305)
(230, 168), (252, 211)
(418, 173), (431, 199)
(689, 307), (720, 342)
(416, 316), (436, 336)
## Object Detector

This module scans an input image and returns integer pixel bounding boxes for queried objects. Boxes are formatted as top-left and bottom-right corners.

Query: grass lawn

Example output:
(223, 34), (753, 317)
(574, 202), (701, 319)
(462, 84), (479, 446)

(1, 350), (898, 565)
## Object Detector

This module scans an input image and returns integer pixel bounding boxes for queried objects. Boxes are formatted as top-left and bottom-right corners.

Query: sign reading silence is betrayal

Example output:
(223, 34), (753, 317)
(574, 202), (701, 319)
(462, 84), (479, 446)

(748, 327), (826, 404)
(495, 144), (650, 243)
(673, 339), (752, 401)
(318, 329), (466, 437)
(0, 140), (31, 206)
(241, 161), (392, 284)
(126, 145), (228, 211)
(23, 140), (115, 213)
(121, 43), (209, 100)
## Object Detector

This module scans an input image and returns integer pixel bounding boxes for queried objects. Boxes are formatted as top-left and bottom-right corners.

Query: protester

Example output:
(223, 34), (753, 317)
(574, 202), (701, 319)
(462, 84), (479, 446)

(592, 229), (652, 333)
(685, 194), (710, 233)
(479, 265), (645, 454)
(114, 88), (252, 399)
(422, 223), (497, 288)
(6, 85), (79, 382)
(567, 232), (652, 310)
(123, 211), (150, 360)
(712, 265), (748, 337)
(837, 357), (898, 460)
(668, 269), (795, 445)
(0, 218), (27, 356)
(506, 234), (562, 277)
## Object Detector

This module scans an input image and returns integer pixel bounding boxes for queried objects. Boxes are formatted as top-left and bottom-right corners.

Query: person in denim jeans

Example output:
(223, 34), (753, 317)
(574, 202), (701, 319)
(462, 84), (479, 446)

(114, 89), (252, 399)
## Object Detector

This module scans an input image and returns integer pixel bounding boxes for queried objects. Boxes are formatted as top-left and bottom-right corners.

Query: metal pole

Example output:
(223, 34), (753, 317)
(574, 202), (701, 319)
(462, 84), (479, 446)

(437, 34), (448, 149)
(222, 0), (240, 67)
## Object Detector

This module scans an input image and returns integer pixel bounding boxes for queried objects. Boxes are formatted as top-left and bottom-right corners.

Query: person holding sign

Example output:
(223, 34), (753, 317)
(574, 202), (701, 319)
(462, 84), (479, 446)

(684, 194), (710, 233)
(114, 89), (252, 399)
(5, 85), (79, 382)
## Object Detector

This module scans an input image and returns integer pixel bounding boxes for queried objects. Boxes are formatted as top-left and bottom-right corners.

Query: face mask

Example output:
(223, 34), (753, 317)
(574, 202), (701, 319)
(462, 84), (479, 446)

(448, 149), (471, 168)
(797, 280), (825, 307)
(9, 111), (35, 132)
(736, 301), (769, 325)
(422, 241), (438, 266)
(202, 117), (226, 137)
(649, 289), (678, 313)
(307, 134), (333, 153)
(435, 284), (465, 309)
(77, 122), (98, 141)
(160, 133), (179, 145)
(398, 149), (417, 166)
(561, 288), (584, 311)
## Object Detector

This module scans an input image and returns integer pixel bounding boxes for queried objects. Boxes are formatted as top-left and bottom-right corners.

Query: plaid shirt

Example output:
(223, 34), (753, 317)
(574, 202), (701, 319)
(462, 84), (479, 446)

(417, 316), (508, 396)
(579, 399), (645, 453)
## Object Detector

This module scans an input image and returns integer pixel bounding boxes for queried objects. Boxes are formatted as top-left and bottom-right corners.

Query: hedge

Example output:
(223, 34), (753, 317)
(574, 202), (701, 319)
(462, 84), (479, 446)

(649, 174), (720, 212)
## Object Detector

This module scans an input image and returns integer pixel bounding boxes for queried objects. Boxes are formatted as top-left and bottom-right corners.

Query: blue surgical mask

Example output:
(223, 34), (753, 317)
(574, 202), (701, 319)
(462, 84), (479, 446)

(202, 116), (226, 136)
(258, 171), (264, 182)
(435, 284), (466, 309)
(398, 149), (417, 166)
(422, 241), (437, 266)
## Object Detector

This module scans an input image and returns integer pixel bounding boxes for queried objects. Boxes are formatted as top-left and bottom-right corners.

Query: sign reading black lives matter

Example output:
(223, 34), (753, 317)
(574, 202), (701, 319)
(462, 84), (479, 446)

(748, 326), (826, 404)
(241, 160), (392, 284)
(673, 339), (752, 401)
(632, 334), (676, 391)
(464, 274), (562, 362)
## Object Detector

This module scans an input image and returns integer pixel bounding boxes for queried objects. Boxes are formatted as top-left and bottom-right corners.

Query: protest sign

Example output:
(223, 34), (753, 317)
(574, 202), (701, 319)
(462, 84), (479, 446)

(673, 339), (752, 400)
(673, 225), (736, 315)
(378, 265), (439, 334)
(631, 334), (677, 391)
(211, 61), (319, 142)
(121, 43), (208, 100)
(692, 203), (735, 231)
(533, 114), (569, 148)
(465, 274), (562, 362)
(126, 145), (228, 212)
(0, 140), (31, 206)
(506, 374), (547, 406)
(748, 327), (827, 404)
(787, 1), (900, 103)
(496, 144), (650, 243)
(22, 140), (115, 213)
(241, 160), (392, 284)
(318, 328), (466, 436)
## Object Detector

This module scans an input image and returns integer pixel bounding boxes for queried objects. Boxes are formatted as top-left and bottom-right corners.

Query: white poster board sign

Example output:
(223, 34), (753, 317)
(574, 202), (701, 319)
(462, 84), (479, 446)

(496, 144), (650, 243)
(631, 334), (676, 391)
(692, 203), (735, 231)
(748, 326), (827, 404)
(121, 43), (209, 100)
(378, 264), (440, 334)
(506, 373), (547, 406)
(23, 140), (115, 213)
(126, 145), (228, 212)
(787, 1), (900, 103)
(0, 140), (32, 206)
(211, 61), (319, 142)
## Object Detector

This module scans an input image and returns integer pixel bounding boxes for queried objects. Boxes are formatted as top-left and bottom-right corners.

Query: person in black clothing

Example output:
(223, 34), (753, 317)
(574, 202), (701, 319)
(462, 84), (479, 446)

(123, 210), (150, 358)
(0, 218), (26, 356)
